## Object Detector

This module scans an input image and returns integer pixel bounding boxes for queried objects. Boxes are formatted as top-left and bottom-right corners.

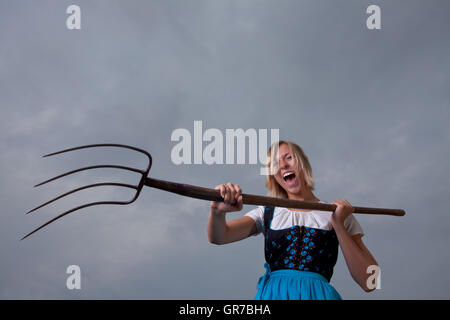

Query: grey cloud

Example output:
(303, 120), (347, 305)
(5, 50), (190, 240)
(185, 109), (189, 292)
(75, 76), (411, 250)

(1, 0), (450, 299)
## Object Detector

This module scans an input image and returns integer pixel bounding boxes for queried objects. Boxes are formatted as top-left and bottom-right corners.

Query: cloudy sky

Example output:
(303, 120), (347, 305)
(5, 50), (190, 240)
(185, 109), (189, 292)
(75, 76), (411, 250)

(1, 0), (449, 299)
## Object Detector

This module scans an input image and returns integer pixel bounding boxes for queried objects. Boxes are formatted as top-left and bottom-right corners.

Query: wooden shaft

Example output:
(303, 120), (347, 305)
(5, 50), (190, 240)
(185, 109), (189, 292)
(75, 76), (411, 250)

(144, 177), (405, 216)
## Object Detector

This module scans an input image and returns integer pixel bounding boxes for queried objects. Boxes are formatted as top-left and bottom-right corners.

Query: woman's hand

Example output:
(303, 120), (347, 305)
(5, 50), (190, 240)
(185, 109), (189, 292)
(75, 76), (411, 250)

(210, 182), (243, 215)
(330, 199), (354, 228)
(208, 183), (256, 245)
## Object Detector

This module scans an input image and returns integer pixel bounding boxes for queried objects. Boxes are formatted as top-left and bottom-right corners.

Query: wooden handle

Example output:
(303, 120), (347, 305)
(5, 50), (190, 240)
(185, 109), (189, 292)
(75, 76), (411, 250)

(144, 177), (405, 216)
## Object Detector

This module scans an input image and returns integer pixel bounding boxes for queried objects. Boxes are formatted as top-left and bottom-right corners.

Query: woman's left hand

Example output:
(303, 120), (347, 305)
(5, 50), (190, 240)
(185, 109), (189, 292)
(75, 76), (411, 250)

(330, 199), (354, 228)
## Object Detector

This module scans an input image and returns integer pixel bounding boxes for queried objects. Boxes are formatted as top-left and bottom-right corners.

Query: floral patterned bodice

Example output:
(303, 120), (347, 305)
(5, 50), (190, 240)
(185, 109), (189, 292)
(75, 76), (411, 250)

(263, 206), (339, 282)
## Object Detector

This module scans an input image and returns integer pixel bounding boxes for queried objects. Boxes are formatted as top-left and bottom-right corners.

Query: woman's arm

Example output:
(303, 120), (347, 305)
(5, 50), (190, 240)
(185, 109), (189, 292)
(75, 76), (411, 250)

(207, 183), (258, 245)
(331, 200), (379, 292)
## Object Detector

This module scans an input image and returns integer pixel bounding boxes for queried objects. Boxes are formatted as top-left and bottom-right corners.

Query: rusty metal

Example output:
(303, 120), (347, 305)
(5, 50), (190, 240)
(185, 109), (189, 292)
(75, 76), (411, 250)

(22, 144), (151, 240)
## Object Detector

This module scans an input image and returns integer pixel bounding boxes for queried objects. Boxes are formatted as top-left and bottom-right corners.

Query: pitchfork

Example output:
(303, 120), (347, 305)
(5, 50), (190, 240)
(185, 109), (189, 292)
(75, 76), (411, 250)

(22, 144), (405, 240)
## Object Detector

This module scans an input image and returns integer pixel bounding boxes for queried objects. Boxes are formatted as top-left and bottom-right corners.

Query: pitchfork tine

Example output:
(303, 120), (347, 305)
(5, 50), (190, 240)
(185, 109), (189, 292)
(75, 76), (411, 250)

(27, 182), (138, 214)
(21, 198), (138, 241)
(34, 165), (145, 187)
(43, 143), (152, 160)
(23, 144), (152, 240)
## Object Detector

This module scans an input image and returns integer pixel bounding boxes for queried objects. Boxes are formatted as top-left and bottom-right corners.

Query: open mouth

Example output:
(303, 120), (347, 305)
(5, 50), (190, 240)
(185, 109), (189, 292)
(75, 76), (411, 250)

(283, 172), (296, 186)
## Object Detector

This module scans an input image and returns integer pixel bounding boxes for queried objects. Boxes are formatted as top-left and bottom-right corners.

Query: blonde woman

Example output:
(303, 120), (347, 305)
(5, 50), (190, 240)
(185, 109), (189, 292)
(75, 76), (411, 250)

(207, 141), (378, 300)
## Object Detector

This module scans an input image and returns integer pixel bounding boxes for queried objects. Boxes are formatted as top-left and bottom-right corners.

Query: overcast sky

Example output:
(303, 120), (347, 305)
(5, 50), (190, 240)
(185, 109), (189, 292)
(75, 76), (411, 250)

(1, 0), (449, 299)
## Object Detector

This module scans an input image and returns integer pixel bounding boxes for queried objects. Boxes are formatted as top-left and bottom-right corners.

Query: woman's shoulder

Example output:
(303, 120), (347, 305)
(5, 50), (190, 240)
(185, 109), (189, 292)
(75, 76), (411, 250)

(244, 205), (265, 219)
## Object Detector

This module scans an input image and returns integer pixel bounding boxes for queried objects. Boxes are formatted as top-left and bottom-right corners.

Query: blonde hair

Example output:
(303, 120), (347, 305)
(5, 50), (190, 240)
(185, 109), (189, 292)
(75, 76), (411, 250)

(265, 140), (315, 198)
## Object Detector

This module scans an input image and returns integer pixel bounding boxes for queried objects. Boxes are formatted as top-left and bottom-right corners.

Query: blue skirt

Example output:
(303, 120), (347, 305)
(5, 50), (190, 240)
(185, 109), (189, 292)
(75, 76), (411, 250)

(254, 264), (342, 300)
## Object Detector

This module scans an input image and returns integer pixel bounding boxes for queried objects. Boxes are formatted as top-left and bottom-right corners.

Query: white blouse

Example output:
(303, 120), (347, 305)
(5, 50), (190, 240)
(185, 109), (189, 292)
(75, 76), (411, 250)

(245, 202), (364, 237)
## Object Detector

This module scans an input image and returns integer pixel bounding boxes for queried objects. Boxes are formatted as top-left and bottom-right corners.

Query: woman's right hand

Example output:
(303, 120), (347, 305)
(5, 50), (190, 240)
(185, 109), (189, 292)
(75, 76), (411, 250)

(210, 182), (243, 214)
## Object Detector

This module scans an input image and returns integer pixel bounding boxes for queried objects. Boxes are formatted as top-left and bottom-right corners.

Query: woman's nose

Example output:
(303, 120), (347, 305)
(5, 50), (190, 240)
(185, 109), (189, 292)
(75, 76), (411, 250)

(279, 158), (289, 169)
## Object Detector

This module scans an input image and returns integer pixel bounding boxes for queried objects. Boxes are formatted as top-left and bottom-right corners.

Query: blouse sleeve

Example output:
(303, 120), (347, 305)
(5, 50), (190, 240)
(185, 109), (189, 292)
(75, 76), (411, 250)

(244, 206), (265, 235)
(344, 214), (364, 237)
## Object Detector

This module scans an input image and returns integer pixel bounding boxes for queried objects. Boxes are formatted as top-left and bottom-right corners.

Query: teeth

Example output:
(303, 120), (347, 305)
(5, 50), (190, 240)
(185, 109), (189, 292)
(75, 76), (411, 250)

(283, 172), (294, 178)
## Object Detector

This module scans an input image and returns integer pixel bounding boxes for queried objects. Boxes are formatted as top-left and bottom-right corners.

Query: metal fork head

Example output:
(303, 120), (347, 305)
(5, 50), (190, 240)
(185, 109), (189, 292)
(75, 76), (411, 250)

(21, 144), (152, 240)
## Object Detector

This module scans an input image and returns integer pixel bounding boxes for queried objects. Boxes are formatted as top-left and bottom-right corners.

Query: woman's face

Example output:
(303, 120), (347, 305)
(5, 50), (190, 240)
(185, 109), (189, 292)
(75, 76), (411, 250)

(273, 143), (305, 196)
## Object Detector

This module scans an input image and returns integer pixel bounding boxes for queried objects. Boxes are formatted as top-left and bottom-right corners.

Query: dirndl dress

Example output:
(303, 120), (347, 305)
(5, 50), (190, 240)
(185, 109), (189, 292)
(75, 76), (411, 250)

(254, 206), (342, 300)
